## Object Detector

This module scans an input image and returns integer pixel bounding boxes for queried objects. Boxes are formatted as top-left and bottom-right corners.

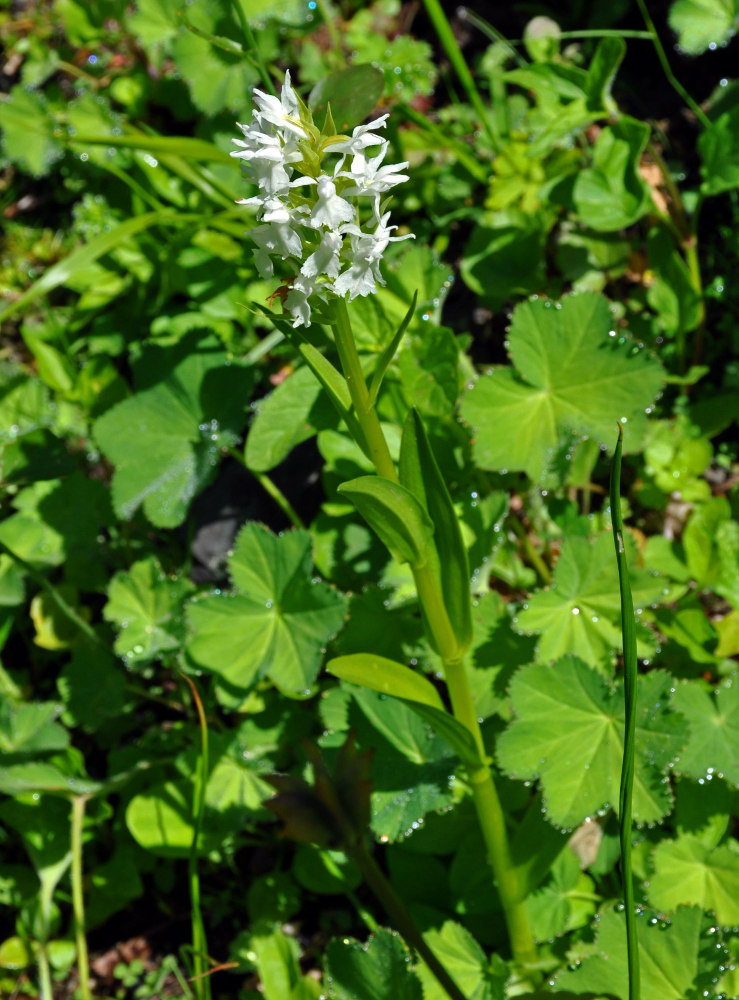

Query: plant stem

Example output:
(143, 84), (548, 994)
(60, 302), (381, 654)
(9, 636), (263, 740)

(328, 300), (539, 975)
(507, 515), (552, 585)
(227, 449), (306, 529)
(349, 842), (467, 1000)
(228, 0), (275, 95)
(420, 0), (498, 148)
(610, 427), (640, 1000)
(330, 298), (398, 482)
(37, 947), (54, 1000)
(634, 0), (710, 128)
(180, 673), (212, 1000)
(0, 540), (101, 646)
(313, 0), (345, 67)
(71, 796), (92, 1000)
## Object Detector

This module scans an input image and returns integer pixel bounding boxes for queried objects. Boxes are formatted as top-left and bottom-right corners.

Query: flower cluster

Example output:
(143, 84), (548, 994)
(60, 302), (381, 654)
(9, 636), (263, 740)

(232, 71), (412, 327)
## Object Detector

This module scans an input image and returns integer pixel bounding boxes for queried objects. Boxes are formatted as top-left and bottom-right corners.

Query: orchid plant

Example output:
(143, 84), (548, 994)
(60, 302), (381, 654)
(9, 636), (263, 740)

(231, 70), (546, 994)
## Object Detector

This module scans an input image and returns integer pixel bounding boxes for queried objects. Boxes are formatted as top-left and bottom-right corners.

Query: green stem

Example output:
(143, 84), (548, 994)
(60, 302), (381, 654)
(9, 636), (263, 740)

(329, 299), (539, 975)
(635, 0), (710, 128)
(0, 540), (101, 646)
(71, 796), (92, 1000)
(313, 0), (345, 67)
(610, 427), (640, 1000)
(330, 298), (398, 482)
(228, 449), (306, 529)
(420, 0), (498, 148)
(349, 842), (467, 1000)
(180, 674), (212, 1000)
(229, 0), (274, 95)
(37, 947), (54, 1000)
(507, 515), (552, 585)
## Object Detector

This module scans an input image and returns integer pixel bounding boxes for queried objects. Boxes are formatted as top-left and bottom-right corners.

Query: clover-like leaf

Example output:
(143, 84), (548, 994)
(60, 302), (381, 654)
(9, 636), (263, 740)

(460, 292), (663, 480)
(94, 332), (252, 527)
(103, 557), (192, 665)
(496, 657), (688, 829)
(552, 905), (727, 998)
(669, 0), (739, 55)
(649, 835), (739, 925)
(186, 524), (347, 696)
(671, 679), (739, 787)
(514, 531), (664, 669)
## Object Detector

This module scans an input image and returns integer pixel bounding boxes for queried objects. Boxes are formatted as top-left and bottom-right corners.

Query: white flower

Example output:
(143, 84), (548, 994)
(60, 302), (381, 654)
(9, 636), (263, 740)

(330, 115), (389, 171)
(252, 70), (306, 139)
(285, 273), (318, 327)
(231, 133), (297, 195)
(338, 142), (410, 215)
(333, 213), (413, 301)
(251, 221), (303, 263)
(310, 175), (355, 229)
(301, 230), (343, 279)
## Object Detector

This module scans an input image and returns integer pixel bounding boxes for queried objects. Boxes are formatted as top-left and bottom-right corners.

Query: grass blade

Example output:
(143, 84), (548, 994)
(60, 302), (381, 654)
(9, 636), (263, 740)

(610, 425), (640, 1000)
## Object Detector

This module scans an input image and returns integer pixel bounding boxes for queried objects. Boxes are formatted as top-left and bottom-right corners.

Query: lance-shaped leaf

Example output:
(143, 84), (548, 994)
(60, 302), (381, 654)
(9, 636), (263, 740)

(338, 475), (435, 568)
(496, 657), (688, 829)
(460, 292), (663, 480)
(186, 524), (346, 696)
(399, 408), (473, 654)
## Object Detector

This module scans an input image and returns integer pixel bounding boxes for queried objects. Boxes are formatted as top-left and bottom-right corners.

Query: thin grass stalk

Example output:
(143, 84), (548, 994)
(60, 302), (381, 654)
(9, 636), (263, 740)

(610, 426), (641, 1000)
(180, 673), (212, 1000)
(420, 0), (498, 148)
(71, 796), (92, 1000)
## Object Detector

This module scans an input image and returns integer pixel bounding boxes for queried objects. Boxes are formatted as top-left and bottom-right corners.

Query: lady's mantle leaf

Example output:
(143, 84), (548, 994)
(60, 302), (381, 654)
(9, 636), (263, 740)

(416, 921), (506, 1000)
(496, 657), (687, 829)
(553, 905), (727, 998)
(94, 332), (252, 528)
(671, 679), (739, 787)
(649, 835), (739, 925)
(186, 524), (346, 696)
(514, 532), (663, 670)
(460, 292), (663, 480)
(325, 927), (422, 1000)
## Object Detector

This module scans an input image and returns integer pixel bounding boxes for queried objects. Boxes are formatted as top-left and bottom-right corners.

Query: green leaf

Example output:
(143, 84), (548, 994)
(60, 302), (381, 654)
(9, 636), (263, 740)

(671, 679), (739, 787)
(584, 37), (626, 112)
(459, 210), (546, 311)
(526, 847), (597, 941)
(649, 835), (739, 925)
(496, 657), (688, 829)
(368, 291), (418, 407)
(349, 687), (457, 841)
(417, 921), (505, 1000)
(0, 701), (68, 757)
(247, 924), (316, 1000)
(186, 524), (346, 696)
(338, 476), (435, 568)
(103, 557), (192, 664)
(325, 927), (422, 1000)
(570, 118), (651, 231)
(460, 293), (663, 480)
(125, 781), (197, 858)
(399, 409), (472, 653)
(514, 532), (664, 669)
(0, 86), (63, 178)
(700, 107), (739, 195)
(327, 654), (445, 710)
(310, 65), (385, 133)
(57, 643), (127, 732)
(669, 0), (739, 55)
(245, 365), (326, 473)
(397, 326), (461, 417)
(0, 210), (193, 322)
(647, 227), (704, 337)
(552, 905), (727, 998)
(94, 332), (251, 527)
